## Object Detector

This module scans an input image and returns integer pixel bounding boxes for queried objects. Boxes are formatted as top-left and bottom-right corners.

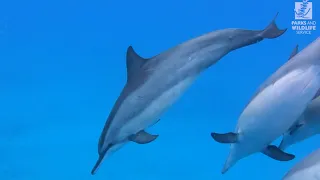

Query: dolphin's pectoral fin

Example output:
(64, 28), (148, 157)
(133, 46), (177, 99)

(278, 137), (286, 150)
(129, 130), (159, 144)
(261, 145), (295, 161)
(210, 132), (238, 144)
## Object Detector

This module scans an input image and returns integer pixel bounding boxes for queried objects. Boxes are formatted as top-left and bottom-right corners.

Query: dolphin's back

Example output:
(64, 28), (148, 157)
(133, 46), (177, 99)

(97, 44), (201, 151)
(270, 37), (320, 85)
(97, 47), (154, 153)
(97, 84), (134, 153)
(283, 148), (320, 179)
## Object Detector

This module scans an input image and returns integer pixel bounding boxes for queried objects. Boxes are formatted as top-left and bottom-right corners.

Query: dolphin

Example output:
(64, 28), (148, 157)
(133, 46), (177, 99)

(277, 46), (320, 150)
(211, 37), (320, 174)
(91, 13), (287, 175)
(283, 148), (320, 180)
(279, 89), (320, 150)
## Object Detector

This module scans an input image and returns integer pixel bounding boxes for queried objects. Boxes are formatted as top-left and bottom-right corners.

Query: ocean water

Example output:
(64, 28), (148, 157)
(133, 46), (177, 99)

(0, 0), (319, 179)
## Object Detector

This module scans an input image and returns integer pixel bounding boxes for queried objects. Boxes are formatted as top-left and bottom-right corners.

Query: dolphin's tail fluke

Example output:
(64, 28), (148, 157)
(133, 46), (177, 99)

(260, 12), (287, 39)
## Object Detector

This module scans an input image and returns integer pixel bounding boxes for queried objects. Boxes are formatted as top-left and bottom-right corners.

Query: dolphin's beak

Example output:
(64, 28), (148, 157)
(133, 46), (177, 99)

(91, 144), (111, 175)
(222, 161), (235, 174)
(221, 152), (237, 174)
(91, 154), (105, 175)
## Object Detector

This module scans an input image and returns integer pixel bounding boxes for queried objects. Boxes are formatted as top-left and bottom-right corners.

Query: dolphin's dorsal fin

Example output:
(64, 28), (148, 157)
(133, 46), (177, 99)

(126, 46), (147, 82)
(288, 45), (299, 61)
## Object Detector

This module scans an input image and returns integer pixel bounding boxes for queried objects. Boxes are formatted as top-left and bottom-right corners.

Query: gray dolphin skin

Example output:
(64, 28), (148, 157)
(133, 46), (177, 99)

(279, 91), (320, 150)
(90, 13), (287, 175)
(283, 148), (320, 180)
(211, 37), (320, 174)
(278, 46), (320, 150)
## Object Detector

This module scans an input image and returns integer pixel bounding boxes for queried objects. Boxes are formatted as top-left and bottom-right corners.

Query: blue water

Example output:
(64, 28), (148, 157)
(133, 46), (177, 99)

(0, 0), (318, 179)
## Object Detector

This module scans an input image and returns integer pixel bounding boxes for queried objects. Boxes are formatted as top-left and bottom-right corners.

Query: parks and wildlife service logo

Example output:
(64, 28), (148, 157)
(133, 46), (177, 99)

(292, 0), (316, 35)
(295, 0), (312, 19)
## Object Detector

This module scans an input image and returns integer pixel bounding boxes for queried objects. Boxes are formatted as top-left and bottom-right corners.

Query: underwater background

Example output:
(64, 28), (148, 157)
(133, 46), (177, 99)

(0, 0), (318, 179)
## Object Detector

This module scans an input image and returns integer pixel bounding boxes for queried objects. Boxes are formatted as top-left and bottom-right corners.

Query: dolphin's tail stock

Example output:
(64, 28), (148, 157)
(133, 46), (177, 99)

(260, 12), (287, 39)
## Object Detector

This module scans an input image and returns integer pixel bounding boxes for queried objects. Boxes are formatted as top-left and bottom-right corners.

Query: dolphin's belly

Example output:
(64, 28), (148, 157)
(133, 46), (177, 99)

(281, 101), (320, 149)
(117, 75), (197, 140)
(284, 164), (320, 180)
(281, 120), (320, 150)
(237, 65), (320, 150)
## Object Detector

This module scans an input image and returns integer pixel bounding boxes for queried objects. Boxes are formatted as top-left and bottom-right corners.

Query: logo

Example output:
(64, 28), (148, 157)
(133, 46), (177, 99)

(295, 0), (312, 19)
(292, 0), (316, 35)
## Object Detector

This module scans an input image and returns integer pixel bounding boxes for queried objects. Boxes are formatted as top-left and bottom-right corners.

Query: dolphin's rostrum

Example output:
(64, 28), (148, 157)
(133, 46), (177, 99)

(91, 13), (287, 175)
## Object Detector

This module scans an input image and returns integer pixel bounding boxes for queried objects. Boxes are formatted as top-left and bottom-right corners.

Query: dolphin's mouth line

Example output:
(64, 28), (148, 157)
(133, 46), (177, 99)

(92, 137), (131, 175)
(91, 144), (113, 175)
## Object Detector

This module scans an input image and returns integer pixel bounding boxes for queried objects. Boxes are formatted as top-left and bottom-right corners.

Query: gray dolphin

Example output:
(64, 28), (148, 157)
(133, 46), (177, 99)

(277, 46), (320, 150)
(283, 148), (320, 180)
(91, 13), (287, 175)
(211, 37), (320, 174)
(279, 90), (320, 150)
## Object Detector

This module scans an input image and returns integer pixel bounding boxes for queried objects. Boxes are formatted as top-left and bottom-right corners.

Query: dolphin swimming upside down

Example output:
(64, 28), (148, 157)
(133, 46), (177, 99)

(211, 37), (320, 174)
